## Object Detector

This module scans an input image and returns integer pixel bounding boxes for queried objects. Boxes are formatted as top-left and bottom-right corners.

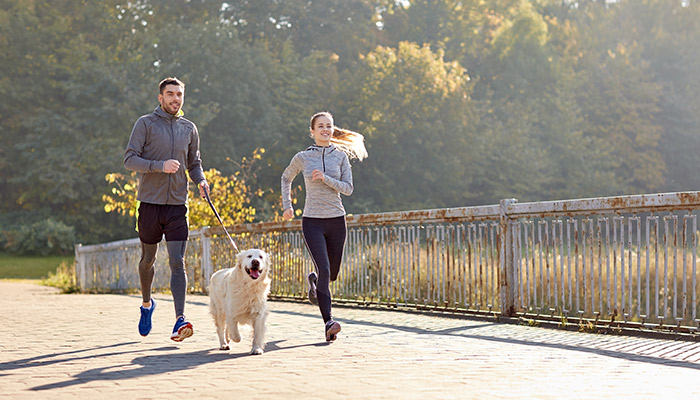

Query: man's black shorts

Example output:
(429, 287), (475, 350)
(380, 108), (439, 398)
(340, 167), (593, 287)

(137, 202), (188, 244)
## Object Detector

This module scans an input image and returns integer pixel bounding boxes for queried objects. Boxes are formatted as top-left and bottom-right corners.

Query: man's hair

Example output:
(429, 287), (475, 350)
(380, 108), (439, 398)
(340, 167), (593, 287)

(159, 77), (185, 94)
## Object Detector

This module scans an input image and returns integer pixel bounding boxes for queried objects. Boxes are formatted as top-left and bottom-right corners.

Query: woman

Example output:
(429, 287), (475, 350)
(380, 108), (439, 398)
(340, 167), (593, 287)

(281, 111), (368, 341)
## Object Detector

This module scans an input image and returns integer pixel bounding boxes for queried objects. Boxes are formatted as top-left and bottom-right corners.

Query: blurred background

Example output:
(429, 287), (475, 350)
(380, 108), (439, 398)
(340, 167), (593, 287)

(1, 0), (699, 255)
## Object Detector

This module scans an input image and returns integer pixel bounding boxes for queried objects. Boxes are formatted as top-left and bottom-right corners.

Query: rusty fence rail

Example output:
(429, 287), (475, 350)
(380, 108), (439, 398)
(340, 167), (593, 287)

(75, 191), (700, 332)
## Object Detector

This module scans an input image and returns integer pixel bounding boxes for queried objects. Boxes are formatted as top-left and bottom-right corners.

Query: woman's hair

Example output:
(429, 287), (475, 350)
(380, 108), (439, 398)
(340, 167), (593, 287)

(310, 112), (368, 161)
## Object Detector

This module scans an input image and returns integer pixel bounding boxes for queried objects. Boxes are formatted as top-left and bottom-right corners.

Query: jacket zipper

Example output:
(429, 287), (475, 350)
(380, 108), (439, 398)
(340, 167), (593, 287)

(167, 117), (175, 204)
(322, 147), (326, 172)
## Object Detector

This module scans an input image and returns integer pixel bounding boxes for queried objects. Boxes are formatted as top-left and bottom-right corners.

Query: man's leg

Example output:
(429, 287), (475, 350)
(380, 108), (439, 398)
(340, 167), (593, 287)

(138, 241), (158, 336)
(167, 240), (193, 341)
(138, 242), (158, 306)
(163, 204), (193, 341)
(137, 202), (162, 308)
(166, 240), (187, 318)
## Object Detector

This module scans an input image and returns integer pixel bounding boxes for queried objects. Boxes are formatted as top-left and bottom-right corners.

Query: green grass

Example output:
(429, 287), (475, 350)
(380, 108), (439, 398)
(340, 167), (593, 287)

(0, 252), (74, 280)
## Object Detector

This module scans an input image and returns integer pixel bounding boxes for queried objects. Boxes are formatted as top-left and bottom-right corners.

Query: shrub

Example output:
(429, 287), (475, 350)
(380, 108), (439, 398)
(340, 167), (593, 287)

(42, 260), (80, 293)
(3, 219), (76, 256)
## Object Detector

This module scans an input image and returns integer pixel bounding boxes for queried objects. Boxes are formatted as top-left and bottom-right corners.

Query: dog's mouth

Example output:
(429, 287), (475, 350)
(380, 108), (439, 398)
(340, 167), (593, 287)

(245, 259), (262, 280)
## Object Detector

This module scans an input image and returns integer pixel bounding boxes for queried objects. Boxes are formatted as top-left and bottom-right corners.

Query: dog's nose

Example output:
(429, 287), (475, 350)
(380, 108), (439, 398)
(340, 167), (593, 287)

(251, 259), (260, 268)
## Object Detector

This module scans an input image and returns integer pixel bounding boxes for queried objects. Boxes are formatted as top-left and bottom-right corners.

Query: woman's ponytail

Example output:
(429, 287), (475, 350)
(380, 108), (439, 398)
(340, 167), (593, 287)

(332, 127), (368, 161)
(310, 111), (368, 161)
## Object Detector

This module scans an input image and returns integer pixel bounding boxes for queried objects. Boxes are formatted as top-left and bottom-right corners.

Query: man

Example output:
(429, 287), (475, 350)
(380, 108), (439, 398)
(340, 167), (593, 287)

(124, 77), (209, 342)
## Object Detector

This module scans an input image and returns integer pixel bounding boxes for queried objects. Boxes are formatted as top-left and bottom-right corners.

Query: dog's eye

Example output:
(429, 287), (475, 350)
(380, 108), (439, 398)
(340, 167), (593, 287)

(247, 255), (252, 258)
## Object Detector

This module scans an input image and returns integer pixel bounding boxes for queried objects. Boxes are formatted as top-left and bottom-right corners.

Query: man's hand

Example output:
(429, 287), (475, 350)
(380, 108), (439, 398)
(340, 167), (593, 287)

(163, 159), (180, 173)
(198, 180), (210, 199)
(283, 208), (294, 220)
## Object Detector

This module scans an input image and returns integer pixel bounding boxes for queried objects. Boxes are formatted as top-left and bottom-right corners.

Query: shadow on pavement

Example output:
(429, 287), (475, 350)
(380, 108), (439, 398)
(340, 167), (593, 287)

(29, 339), (326, 391)
(0, 342), (141, 372)
(275, 308), (700, 371)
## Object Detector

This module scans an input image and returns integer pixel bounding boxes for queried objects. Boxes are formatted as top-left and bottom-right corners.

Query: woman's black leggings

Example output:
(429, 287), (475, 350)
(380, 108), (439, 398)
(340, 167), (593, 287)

(302, 216), (347, 323)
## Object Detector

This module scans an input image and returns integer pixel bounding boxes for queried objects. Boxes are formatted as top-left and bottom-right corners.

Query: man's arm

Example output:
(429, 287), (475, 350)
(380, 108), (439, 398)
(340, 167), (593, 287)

(186, 124), (205, 184)
(187, 124), (208, 198)
(124, 118), (165, 173)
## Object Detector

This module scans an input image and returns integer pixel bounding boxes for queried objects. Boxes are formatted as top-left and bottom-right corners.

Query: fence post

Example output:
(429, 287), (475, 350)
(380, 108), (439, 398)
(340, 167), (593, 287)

(201, 227), (213, 293)
(499, 198), (517, 317)
(74, 244), (85, 291)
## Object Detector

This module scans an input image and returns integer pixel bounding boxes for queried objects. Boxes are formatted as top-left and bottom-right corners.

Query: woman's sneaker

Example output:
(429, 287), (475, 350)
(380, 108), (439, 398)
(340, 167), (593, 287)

(308, 272), (319, 306)
(138, 298), (156, 337)
(325, 320), (341, 342)
(171, 316), (194, 342)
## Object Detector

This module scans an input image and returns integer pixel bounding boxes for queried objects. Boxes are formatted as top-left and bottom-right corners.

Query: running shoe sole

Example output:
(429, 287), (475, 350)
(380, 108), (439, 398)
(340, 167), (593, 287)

(325, 321), (341, 342)
(171, 322), (193, 342)
(308, 272), (319, 306)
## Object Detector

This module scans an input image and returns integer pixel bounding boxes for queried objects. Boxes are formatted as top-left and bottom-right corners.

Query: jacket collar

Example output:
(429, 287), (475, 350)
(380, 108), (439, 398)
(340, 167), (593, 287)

(306, 144), (336, 153)
(154, 105), (184, 120)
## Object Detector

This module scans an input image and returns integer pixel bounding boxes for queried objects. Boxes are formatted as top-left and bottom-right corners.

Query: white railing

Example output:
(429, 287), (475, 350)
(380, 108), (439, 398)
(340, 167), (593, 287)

(75, 191), (700, 332)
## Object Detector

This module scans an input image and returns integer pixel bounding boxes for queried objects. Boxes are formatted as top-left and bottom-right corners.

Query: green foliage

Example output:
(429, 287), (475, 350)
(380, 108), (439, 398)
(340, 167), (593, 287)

(187, 167), (258, 229)
(340, 41), (476, 211)
(1, 0), (700, 245)
(0, 252), (74, 280)
(42, 260), (80, 293)
(2, 219), (75, 256)
(103, 150), (267, 232)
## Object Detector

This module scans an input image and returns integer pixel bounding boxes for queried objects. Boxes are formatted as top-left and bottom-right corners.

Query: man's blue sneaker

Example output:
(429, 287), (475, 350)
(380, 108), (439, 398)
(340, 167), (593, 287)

(171, 316), (194, 342)
(308, 271), (319, 306)
(138, 299), (156, 337)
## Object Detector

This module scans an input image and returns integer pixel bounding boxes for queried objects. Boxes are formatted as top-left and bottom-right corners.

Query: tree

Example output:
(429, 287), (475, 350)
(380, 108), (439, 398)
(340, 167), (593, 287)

(103, 165), (259, 233)
(0, 0), (138, 242)
(220, 0), (388, 68)
(620, 0), (700, 192)
(337, 41), (477, 211)
(556, 0), (665, 193)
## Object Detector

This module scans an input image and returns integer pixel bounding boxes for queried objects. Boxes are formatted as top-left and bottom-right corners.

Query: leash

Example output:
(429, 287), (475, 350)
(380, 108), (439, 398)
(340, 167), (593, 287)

(203, 188), (240, 253)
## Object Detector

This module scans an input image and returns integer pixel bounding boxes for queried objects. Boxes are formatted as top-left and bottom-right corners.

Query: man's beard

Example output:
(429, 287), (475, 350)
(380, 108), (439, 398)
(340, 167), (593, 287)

(162, 101), (181, 115)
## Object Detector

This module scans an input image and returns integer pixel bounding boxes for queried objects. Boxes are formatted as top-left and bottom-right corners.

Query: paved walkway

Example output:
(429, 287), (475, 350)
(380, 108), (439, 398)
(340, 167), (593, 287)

(3, 280), (700, 399)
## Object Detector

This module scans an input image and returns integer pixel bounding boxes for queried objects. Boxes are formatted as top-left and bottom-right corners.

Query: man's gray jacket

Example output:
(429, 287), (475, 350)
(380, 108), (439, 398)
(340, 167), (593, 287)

(124, 106), (205, 205)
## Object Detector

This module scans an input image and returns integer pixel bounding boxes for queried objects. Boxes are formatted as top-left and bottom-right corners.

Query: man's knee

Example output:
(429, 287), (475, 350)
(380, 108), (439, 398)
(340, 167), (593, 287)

(166, 241), (187, 273)
(140, 243), (158, 266)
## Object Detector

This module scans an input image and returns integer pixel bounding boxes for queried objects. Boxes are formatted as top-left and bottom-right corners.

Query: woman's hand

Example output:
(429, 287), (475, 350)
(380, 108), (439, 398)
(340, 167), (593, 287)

(283, 208), (294, 220)
(311, 169), (325, 181)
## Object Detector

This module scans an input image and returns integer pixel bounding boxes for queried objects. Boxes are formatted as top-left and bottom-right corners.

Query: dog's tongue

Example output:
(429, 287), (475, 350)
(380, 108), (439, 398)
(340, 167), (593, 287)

(250, 269), (260, 279)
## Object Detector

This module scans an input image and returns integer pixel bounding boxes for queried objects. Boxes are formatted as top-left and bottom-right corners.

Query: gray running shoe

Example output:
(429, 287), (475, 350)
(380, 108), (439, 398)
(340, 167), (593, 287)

(325, 320), (341, 342)
(308, 271), (319, 306)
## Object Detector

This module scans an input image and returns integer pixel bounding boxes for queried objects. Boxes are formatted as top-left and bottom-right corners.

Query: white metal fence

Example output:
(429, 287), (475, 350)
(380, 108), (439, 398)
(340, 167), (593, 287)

(75, 191), (700, 332)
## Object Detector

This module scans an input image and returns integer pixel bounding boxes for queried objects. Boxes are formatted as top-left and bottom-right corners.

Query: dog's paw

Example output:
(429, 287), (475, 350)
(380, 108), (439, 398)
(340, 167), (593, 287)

(219, 344), (230, 350)
(231, 333), (241, 343)
(251, 347), (264, 355)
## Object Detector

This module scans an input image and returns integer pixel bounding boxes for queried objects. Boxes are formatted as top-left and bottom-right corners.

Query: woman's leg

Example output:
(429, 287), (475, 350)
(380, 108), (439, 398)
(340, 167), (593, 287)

(326, 217), (347, 282)
(303, 218), (333, 322)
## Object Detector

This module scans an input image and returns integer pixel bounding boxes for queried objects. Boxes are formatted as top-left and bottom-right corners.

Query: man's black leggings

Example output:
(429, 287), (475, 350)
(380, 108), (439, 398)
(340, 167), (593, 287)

(302, 216), (347, 323)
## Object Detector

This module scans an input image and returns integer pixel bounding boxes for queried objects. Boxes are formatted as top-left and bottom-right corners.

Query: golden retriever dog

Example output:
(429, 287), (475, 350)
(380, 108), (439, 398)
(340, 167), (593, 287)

(208, 249), (271, 355)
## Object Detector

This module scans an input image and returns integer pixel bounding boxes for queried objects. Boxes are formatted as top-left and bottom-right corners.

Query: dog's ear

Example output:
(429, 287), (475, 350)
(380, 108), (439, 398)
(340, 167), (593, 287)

(235, 251), (246, 268)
